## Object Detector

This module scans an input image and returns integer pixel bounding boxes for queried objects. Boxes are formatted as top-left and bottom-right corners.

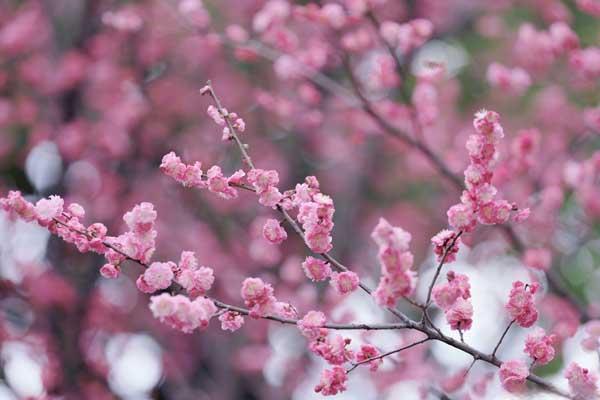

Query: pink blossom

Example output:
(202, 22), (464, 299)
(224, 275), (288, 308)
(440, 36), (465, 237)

(549, 22), (579, 54)
(506, 281), (539, 328)
(372, 269), (416, 307)
(309, 334), (353, 365)
(99, 263), (120, 279)
(258, 186), (283, 208)
(431, 230), (461, 263)
(355, 344), (382, 372)
(433, 271), (471, 311)
(207, 105), (225, 125)
(262, 218), (287, 244)
(314, 366), (348, 396)
(35, 195), (64, 222)
(524, 328), (556, 365)
(577, 0), (600, 17)
(523, 248), (552, 271)
(123, 202), (157, 234)
(446, 298), (473, 331)
(240, 277), (277, 317)
(67, 203), (85, 219)
(247, 169), (279, 194)
(219, 311), (245, 332)
(0, 191), (37, 222)
(301, 256), (332, 281)
(582, 321), (600, 351)
(499, 360), (529, 393)
(330, 271), (359, 295)
(149, 294), (217, 333)
(371, 218), (411, 251)
(565, 363), (599, 399)
(206, 166), (239, 199)
(140, 261), (175, 292)
(447, 203), (476, 232)
(297, 310), (328, 341)
(487, 63), (531, 95)
(569, 47), (600, 80)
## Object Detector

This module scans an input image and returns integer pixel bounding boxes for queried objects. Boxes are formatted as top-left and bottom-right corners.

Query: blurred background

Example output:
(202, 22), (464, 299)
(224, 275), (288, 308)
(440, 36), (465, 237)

(0, 0), (600, 399)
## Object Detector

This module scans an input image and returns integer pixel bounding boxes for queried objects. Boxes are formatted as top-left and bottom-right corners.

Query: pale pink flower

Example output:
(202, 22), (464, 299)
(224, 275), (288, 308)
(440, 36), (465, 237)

(314, 366), (348, 396)
(565, 363), (599, 399)
(506, 281), (539, 328)
(301, 257), (332, 282)
(330, 271), (359, 295)
(297, 310), (328, 341)
(262, 218), (287, 244)
(523, 248), (552, 271)
(431, 230), (461, 263)
(499, 360), (529, 393)
(582, 321), (600, 351)
(355, 344), (382, 372)
(219, 311), (244, 332)
(524, 328), (556, 365)
(35, 195), (64, 222)
(446, 297), (473, 331)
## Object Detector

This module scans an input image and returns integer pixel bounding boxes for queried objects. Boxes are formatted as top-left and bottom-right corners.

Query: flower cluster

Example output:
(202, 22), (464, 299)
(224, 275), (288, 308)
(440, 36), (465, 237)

(219, 311), (245, 332)
(430, 229), (461, 264)
(247, 168), (283, 208)
(433, 271), (473, 331)
(514, 22), (579, 72)
(205, 103), (246, 141)
(523, 248), (552, 271)
(371, 218), (416, 307)
(301, 256), (332, 282)
(447, 110), (526, 232)
(262, 218), (287, 244)
(296, 190), (335, 253)
(499, 359), (529, 393)
(565, 363), (599, 399)
(0, 192), (159, 279)
(240, 277), (295, 319)
(582, 321), (600, 351)
(505, 281), (539, 328)
(160, 152), (243, 199)
(314, 366), (348, 396)
(355, 344), (382, 372)
(149, 293), (217, 334)
(524, 328), (556, 365)
(379, 18), (434, 55)
(486, 63), (531, 96)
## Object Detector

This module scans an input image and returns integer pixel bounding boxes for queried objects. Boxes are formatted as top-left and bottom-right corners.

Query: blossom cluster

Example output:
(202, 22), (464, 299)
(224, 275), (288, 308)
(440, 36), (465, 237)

(505, 281), (539, 328)
(296, 310), (381, 395)
(371, 218), (416, 307)
(447, 110), (526, 232)
(432, 271), (473, 331)
(240, 277), (295, 319)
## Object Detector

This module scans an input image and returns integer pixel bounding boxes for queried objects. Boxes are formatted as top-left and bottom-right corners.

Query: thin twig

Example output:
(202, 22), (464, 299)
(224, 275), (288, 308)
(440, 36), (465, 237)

(346, 338), (430, 373)
(491, 319), (515, 359)
(425, 231), (463, 307)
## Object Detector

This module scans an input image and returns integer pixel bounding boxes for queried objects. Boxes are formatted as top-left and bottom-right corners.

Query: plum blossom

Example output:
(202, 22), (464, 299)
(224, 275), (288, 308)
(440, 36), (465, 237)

(301, 256), (332, 282)
(524, 328), (556, 365)
(297, 310), (328, 341)
(355, 344), (382, 372)
(499, 360), (529, 393)
(330, 271), (359, 295)
(262, 218), (287, 244)
(219, 311), (244, 332)
(314, 366), (348, 396)
(506, 281), (539, 328)
(149, 293), (217, 333)
(371, 218), (416, 306)
(565, 363), (599, 399)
